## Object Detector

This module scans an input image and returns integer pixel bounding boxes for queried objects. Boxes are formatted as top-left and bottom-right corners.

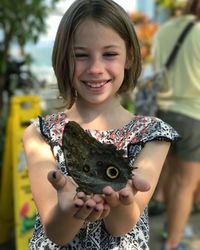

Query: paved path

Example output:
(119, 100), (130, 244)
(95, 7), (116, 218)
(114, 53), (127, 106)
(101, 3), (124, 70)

(149, 212), (200, 250)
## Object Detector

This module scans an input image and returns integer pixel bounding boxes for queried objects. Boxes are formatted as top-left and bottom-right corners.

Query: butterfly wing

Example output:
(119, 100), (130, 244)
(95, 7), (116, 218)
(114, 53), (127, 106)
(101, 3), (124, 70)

(62, 121), (133, 194)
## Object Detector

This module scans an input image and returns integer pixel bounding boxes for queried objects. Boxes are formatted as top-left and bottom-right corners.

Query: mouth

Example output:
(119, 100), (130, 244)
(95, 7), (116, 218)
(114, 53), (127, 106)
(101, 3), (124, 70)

(82, 79), (111, 88)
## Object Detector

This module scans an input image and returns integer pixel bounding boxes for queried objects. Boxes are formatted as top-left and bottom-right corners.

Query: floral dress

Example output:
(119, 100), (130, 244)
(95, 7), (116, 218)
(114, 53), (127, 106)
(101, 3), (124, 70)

(29, 112), (180, 250)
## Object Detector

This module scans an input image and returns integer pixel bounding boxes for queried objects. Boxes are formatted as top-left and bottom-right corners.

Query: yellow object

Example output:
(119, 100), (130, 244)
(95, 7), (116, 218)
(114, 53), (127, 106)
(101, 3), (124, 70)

(0, 116), (14, 244)
(0, 95), (41, 249)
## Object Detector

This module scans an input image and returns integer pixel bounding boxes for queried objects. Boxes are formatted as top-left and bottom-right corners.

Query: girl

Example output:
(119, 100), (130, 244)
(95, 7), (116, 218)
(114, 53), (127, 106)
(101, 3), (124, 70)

(23, 0), (180, 249)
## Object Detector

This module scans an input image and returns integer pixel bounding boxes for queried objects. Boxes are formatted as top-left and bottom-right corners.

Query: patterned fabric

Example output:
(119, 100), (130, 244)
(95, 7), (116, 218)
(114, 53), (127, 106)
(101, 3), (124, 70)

(29, 112), (180, 250)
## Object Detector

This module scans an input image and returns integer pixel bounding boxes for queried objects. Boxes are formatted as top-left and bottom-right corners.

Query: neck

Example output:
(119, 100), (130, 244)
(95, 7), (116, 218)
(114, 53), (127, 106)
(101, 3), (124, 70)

(65, 96), (131, 130)
(74, 97), (121, 121)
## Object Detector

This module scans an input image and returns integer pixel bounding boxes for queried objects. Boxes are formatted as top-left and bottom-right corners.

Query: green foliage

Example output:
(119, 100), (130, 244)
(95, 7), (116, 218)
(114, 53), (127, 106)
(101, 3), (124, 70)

(0, 0), (60, 160)
(155, 0), (186, 8)
(0, 0), (57, 47)
(0, 0), (58, 43)
(0, 0), (59, 77)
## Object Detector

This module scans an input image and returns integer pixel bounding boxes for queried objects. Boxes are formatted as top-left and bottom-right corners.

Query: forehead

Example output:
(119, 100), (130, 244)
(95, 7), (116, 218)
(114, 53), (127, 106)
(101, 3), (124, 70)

(74, 19), (126, 49)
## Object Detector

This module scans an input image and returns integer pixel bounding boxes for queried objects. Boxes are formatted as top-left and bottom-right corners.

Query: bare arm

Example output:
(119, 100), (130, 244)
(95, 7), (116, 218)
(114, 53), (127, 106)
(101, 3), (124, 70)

(23, 124), (111, 245)
(23, 124), (86, 244)
(23, 123), (169, 242)
(103, 140), (170, 236)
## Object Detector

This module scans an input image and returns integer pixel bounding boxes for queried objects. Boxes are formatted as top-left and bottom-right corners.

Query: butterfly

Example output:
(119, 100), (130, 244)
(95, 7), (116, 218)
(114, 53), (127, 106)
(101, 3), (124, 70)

(62, 121), (134, 194)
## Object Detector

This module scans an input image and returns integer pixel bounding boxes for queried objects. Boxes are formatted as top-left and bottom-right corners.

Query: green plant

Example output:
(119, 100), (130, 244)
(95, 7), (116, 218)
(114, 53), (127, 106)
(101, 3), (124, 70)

(0, 0), (59, 111)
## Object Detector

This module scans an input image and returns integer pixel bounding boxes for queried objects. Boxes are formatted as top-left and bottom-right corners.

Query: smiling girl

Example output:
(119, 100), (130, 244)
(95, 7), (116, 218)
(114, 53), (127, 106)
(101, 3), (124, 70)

(23, 0), (180, 249)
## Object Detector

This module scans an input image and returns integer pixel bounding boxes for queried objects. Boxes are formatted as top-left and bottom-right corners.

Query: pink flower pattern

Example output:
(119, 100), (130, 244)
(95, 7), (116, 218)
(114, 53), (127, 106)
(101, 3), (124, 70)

(29, 112), (180, 250)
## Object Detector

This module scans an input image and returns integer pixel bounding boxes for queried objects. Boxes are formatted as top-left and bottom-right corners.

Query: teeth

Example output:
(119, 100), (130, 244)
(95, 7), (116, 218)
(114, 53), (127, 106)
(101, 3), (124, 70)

(84, 81), (108, 88)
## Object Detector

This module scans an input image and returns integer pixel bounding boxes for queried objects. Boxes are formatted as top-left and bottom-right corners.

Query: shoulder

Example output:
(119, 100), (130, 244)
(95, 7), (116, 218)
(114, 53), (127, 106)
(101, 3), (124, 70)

(191, 19), (200, 39)
(132, 115), (181, 143)
(155, 17), (176, 36)
(30, 112), (67, 145)
(154, 16), (192, 39)
(23, 123), (51, 157)
(31, 112), (66, 128)
(23, 123), (39, 143)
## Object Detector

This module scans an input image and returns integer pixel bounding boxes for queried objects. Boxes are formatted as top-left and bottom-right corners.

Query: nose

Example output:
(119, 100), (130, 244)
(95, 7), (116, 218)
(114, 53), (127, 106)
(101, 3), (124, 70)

(87, 56), (104, 74)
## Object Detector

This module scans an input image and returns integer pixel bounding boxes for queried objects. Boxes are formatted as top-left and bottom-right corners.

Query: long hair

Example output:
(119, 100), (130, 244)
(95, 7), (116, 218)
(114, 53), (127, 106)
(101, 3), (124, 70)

(52, 0), (141, 109)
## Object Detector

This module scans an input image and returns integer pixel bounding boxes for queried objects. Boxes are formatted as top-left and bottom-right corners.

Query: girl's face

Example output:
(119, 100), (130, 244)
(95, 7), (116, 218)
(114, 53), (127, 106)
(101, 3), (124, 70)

(73, 19), (128, 106)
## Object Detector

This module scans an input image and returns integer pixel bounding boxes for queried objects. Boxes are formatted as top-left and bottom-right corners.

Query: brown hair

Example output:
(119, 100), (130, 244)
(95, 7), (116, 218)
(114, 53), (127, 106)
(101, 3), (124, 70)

(182, 0), (200, 19)
(52, 0), (141, 109)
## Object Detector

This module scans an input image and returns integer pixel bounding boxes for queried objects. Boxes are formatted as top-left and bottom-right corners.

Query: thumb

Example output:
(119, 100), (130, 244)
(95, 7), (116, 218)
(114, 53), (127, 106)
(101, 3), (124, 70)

(47, 170), (67, 191)
(132, 175), (151, 192)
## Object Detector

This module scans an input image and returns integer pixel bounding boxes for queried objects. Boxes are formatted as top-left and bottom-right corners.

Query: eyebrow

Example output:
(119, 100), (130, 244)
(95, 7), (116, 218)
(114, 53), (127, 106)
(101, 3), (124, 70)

(74, 45), (121, 50)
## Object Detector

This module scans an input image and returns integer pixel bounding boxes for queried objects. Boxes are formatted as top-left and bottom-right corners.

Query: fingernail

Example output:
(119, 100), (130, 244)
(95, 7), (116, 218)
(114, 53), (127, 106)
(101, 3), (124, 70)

(77, 192), (85, 199)
(104, 206), (109, 211)
(122, 194), (129, 199)
(52, 171), (57, 179)
(75, 204), (81, 208)
(105, 192), (112, 196)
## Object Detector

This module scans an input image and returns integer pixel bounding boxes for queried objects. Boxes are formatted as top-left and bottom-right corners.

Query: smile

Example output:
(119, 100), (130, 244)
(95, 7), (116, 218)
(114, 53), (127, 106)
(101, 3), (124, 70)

(82, 80), (111, 88)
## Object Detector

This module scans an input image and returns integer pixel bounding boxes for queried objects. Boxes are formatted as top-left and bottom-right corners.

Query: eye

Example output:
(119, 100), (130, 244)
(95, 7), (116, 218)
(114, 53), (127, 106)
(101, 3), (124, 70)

(103, 52), (118, 58)
(75, 53), (88, 59)
(83, 165), (90, 173)
(105, 166), (120, 180)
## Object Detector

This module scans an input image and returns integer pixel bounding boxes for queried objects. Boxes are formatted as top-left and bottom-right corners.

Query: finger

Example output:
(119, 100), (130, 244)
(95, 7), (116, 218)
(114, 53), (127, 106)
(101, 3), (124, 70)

(76, 192), (97, 203)
(93, 194), (104, 204)
(47, 170), (67, 190)
(76, 192), (87, 201)
(73, 199), (96, 221)
(102, 186), (119, 207)
(132, 175), (151, 192)
(98, 204), (110, 220)
(119, 189), (134, 205)
(85, 203), (104, 222)
(72, 195), (89, 216)
(73, 197), (85, 208)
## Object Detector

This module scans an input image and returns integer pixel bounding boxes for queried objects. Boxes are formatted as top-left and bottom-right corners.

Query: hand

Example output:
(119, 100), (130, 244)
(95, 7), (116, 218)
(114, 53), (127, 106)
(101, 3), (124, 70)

(102, 174), (150, 207)
(48, 170), (110, 222)
(73, 192), (110, 222)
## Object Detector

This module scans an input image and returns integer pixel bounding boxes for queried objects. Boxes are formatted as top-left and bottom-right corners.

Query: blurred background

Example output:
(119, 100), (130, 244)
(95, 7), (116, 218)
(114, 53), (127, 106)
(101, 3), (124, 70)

(0, 0), (199, 249)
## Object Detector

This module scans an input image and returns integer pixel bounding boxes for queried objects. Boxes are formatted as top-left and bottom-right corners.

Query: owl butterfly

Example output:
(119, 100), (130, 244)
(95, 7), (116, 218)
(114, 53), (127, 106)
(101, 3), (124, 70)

(62, 121), (134, 194)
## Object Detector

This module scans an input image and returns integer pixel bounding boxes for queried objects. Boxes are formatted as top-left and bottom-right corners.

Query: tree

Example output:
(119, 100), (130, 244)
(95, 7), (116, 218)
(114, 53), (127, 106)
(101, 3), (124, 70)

(0, 0), (59, 112)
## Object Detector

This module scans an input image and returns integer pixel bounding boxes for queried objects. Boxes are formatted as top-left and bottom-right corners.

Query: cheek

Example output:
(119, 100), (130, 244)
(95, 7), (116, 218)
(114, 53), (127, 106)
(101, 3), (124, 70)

(74, 62), (84, 76)
(108, 60), (126, 75)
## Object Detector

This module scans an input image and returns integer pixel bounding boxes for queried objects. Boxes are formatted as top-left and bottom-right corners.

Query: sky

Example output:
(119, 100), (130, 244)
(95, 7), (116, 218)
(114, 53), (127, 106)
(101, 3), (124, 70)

(40, 0), (137, 42)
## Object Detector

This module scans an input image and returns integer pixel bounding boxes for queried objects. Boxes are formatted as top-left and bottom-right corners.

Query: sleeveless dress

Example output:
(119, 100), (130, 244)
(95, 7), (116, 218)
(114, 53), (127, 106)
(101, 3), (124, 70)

(29, 112), (180, 250)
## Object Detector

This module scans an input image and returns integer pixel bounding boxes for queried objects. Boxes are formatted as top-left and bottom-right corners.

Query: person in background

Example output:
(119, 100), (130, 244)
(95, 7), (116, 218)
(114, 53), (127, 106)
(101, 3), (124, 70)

(152, 0), (200, 249)
(23, 0), (180, 249)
